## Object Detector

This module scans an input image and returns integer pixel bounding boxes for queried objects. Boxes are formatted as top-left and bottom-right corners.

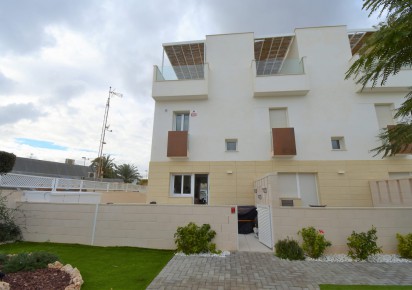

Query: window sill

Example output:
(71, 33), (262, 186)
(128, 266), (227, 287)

(170, 194), (193, 198)
(331, 149), (347, 151)
(225, 150), (239, 152)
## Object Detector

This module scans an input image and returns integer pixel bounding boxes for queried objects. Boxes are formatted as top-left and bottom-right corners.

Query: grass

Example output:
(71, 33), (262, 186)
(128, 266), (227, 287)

(320, 285), (412, 290)
(0, 241), (174, 290)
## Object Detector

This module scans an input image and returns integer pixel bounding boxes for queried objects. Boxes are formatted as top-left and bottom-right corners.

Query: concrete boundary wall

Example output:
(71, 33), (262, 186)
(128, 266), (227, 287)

(15, 202), (238, 251)
(272, 207), (412, 253)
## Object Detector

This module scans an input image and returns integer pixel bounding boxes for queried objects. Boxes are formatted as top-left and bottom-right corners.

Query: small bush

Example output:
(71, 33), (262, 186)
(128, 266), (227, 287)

(174, 222), (220, 254)
(396, 233), (412, 259)
(275, 238), (305, 260)
(298, 227), (332, 258)
(0, 151), (16, 175)
(0, 222), (22, 242)
(2, 252), (60, 273)
(347, 226), (382, 261)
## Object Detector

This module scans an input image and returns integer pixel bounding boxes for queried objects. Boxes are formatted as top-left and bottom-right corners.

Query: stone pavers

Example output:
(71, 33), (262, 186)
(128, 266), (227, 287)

(147, 252), (412, 289)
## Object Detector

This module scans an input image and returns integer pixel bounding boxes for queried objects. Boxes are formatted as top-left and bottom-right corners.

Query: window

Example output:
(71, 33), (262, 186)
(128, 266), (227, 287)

(278, 173), (319, 206)
(269, 108), (288, 128)
(172, 174), (192, 195)
(225, 139), (238, 151)
(375, 104), (394, 129)
(174, 112), (189, 131)
(331, 137), (345, 150)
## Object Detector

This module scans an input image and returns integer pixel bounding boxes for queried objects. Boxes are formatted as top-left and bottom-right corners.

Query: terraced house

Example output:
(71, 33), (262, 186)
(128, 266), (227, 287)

(148, 25), (412, 208)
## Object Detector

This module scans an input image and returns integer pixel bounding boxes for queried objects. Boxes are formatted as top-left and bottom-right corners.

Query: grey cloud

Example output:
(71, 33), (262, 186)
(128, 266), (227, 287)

(0, 0), (97, 54)
(0, 71), (15, 94)
(0, 103), (45, 124)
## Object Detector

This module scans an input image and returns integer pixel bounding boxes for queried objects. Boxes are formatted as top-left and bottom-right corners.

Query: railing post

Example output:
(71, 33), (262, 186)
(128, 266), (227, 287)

(125, 183), (128, 192)
(52, 178), (57, 191)
(106, 182), (109, 192)
(79, 180), (83, 192)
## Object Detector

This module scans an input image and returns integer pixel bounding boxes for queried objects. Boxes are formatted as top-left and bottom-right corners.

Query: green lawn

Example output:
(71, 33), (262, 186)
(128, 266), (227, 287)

(321, 285), (412, 290)
(0, 241), (174, 290)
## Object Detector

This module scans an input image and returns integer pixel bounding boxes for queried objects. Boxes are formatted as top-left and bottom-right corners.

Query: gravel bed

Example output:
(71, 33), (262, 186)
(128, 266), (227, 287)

(306, 254), (412, 263)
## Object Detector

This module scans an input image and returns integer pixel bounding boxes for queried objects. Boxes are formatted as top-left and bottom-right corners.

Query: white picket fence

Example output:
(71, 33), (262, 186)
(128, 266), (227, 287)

(0, 173), (145, 192)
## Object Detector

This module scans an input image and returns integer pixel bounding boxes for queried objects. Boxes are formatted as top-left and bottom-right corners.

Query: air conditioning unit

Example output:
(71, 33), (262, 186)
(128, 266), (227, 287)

(88, 172), (95, 178)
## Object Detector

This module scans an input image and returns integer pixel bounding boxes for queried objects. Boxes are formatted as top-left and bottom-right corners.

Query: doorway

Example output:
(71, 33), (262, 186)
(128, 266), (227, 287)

(194, 174), (208, 205)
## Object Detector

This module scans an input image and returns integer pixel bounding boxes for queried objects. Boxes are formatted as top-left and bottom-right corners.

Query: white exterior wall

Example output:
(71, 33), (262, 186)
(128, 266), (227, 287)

(151, 26), (410, 163)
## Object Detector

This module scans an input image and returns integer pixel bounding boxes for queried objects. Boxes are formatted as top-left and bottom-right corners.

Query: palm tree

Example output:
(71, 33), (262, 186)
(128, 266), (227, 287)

(115, 164), (141, 183)
(346, 0), (412, 157)
(90, 155), (117, 178)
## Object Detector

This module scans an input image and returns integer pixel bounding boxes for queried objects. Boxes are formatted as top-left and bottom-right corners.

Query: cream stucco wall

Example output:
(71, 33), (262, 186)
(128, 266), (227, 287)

(148, 159), (412, 206)
(15, 202), (238, 251)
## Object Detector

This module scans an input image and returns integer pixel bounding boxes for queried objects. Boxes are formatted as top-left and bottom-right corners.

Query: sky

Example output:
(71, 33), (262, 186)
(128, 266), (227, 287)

(0, 0), (381, 175)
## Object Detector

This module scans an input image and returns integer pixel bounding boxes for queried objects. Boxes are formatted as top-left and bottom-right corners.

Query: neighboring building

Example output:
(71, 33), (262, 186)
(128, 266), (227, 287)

(148, 25), (412, 207)
(11, 157), (92, 179)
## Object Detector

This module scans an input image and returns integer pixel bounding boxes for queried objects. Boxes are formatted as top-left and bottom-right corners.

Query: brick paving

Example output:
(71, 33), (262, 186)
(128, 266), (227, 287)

(147, 252), (412, 289)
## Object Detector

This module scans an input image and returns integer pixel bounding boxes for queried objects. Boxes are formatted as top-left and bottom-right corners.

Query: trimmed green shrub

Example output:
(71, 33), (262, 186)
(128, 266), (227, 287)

(275, 238), (305, 260)
(0, 151), (16, 175)
(396, 233), (412, 259)
(2, 252), (60, 273)
(298, 227), (332, 258)
(174, 222), (220, 254)
(347, 226), (382, 261)
(0, 222), (22, 242)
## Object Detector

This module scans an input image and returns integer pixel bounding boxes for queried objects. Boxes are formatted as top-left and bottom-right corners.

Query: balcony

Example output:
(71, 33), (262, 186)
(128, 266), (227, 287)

(349, 55), (412, 93)
(253, 58), (310, 97)
(272, 128), (296, 156)
(152, 64), (208, 101)
(167, 131), (188, 158)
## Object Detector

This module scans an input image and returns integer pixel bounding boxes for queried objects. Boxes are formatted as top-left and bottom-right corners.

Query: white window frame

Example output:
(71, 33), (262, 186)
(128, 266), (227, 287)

(173, 112), (189, 131)
(225, 139), (238, 152)
(170, 174), (194, 197)
(331, 137), (346, 151)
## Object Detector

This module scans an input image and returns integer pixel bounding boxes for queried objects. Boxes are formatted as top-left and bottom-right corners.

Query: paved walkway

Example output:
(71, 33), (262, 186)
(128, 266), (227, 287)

(147, 252), (412, 289)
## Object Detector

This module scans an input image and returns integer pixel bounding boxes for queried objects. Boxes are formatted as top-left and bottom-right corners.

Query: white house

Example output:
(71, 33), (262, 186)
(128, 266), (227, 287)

(148, 25), (412, 207)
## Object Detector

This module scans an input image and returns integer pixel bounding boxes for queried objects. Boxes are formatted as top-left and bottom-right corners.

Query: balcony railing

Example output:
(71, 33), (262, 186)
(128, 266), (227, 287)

(272, 128), (297, 156)
(253, 58), (310, 97)
(152, 64), (209, 101)
(155, 65), (205, 81)
(349, 55), (412, 93)
(256, 58), (305, 76)
(167, 131), (188, 157)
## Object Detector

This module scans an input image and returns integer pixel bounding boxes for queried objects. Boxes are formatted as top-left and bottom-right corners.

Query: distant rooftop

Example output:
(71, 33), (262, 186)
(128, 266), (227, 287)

(11, 157), (92, 179)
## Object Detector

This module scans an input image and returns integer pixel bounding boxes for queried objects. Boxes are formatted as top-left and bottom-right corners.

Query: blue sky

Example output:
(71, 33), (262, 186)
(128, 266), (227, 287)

(0, 0), (380, 172)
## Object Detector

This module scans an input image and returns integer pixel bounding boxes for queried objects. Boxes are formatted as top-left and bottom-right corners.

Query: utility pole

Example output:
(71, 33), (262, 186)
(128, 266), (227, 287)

(97, 87), (122, 179)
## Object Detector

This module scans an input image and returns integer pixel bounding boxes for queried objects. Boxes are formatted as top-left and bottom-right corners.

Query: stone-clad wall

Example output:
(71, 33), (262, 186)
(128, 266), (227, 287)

(15, 202), (238, 251)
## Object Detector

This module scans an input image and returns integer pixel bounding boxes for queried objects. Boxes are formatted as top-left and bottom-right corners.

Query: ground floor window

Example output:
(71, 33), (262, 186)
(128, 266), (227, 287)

(170, 173), (209, 204)
(278, 173), (319, 206)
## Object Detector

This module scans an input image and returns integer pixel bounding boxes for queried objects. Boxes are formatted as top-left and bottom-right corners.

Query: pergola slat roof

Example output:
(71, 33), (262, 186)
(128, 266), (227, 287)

(348, 31), (374, 55)
(254, 36), (294, 75)
(161, 30), (375, 80)
(163, 42), (205, 79)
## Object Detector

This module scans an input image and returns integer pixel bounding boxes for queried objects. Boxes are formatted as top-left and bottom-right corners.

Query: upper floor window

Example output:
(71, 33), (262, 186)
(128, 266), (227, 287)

(331, 137), (346, 150)
(269, 108), (288, 128)
(374, 104), (394, 129)
(225, 139), (238, 151)
(174, 112), (189, 131)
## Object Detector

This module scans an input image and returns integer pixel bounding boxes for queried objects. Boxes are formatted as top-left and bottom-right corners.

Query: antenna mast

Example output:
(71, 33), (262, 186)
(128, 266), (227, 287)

(97, 87), (123, 179)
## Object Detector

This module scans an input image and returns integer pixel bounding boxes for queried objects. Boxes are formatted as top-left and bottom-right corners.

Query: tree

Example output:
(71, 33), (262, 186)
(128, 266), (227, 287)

(346, 0), (412, 157)
(91, 155), (117, 178)
(0, 151), (16, 175)
(115, 164), (141, 183)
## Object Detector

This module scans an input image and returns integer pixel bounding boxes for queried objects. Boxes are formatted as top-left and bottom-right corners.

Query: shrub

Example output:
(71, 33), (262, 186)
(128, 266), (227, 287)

(0, 151), (16, 175)
(347, 226), (382, 261)
(298, 227), (332, 258)
(275, 238), (305, 260)
(174, 222), (220, 254)
(396, 233), (412, 259)
(0, 222), (22, 242)
(2, 252), (60, 273)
